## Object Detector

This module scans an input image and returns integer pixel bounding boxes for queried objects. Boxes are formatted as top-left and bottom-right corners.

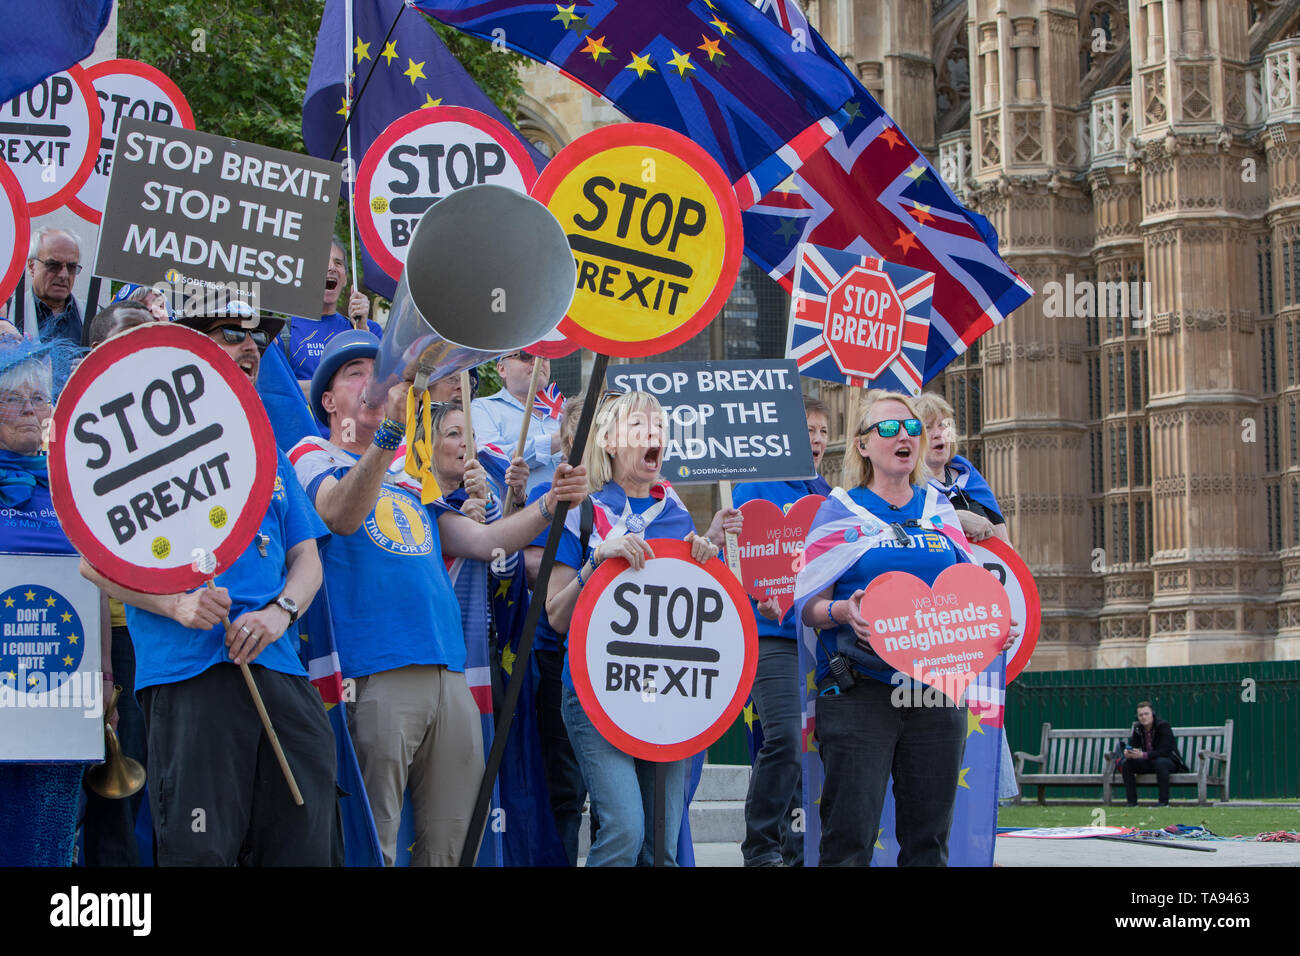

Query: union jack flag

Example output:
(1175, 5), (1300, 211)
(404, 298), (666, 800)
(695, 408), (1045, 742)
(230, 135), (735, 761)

(786, 243), (933, 394)
(747, 1), (1032, 384)
(534, 381), (565, 421)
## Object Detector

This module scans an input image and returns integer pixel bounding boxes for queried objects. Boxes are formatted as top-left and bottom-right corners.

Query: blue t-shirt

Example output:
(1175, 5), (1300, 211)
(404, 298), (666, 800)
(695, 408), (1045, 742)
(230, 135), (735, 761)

(0, 465), (73, 556)
(127, 452), (329, 691)
(550, 486), (694, 691)
(293, 442), (467, 679)
(814, 485), (969, 687)
(731, 476), (831, 640)
(286, 312), (383, 381)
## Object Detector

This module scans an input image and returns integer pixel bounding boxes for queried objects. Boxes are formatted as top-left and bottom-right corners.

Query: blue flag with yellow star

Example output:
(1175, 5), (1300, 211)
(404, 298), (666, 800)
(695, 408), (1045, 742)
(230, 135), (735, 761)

(412, 0), (856, 205)
(303, 0), (548, 299)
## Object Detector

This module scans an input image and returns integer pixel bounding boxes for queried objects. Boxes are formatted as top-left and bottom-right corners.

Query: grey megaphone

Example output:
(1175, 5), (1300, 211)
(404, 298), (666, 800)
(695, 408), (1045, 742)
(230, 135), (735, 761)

(364, 183), (577, 405)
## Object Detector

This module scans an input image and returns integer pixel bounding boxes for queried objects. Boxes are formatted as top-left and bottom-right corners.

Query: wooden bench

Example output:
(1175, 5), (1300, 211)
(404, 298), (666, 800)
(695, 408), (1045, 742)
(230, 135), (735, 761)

(1013, 721), (1233, 806)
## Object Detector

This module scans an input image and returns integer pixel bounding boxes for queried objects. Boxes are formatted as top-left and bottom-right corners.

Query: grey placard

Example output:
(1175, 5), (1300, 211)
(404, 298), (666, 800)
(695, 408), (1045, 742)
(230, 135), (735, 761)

(94, 118), (341, 319)
(605, 359), (815, 484)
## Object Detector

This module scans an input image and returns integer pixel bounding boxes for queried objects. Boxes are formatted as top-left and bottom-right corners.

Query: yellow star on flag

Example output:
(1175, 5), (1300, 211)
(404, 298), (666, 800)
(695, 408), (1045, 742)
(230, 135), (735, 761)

(957, 766), (971, 790)
(336, 97), (349, 117)
(67, 634), (79, 645)
(354, 37), (371, 63)
(501, 643), (517, 676)
(905, 163), (929, 182)
(966, 708), (986, 738)
(698, 36), (725, 62)
(552, 4), (580, 28)
(702, 0), (717, 9)
(806, 669), (816, 693)
(495, 578), (510, 600)
(743, 702), (756, 731)
(908, 202), (936, 226)
(3, 596), (13, 607)
(580, 34), (614, 64)
(421, 94), (443, 108)
(709, 17), (734, 38)
(626, 52), (656, 79)
(24, 589), (35, 602)
(6, 671), (15, 681)
(45, 595), (56, 607)
(61, 612), (71, 622)
(381, 41), (398, 65)
(875, 827), (885, 850)
(28, 674), (38, 686)
(667, 49), (696, 77)
(63, 655), (74, 667)
(403, 58), (427, 84)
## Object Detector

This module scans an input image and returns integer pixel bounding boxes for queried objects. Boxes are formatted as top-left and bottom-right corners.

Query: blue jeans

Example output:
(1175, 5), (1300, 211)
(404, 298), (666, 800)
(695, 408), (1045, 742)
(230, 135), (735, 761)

(742, 638), (803, 866)
(815, 676), (966, 866)
(561, 686), (685, 866)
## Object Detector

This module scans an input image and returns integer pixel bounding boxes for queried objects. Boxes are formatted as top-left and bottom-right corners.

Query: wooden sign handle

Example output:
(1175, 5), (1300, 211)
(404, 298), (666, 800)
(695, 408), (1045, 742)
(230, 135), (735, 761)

(206, 579), (304, 806)
(504, 360), (544, 517)
(718, 480), (742, 582)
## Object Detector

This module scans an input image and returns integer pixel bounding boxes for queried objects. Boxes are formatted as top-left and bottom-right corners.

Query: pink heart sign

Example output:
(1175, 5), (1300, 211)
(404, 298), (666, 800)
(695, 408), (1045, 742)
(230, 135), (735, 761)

(734, 495), (824, 621)
(860, 563), (1011, 704)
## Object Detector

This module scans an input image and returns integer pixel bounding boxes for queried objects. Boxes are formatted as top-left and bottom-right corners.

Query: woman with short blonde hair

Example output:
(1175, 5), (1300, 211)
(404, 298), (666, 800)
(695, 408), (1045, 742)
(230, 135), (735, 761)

(914, 391), (1010, 544)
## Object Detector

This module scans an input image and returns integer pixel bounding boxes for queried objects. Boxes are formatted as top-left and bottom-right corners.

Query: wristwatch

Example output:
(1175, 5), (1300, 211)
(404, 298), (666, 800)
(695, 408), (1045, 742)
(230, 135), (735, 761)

(273, 595), (299, 624)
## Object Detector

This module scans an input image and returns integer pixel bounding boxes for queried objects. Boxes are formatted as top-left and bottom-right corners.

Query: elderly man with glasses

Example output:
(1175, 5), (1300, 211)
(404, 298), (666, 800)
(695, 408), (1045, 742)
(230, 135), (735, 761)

(471, 349), (562, 498)
(16, 227), (85, 347)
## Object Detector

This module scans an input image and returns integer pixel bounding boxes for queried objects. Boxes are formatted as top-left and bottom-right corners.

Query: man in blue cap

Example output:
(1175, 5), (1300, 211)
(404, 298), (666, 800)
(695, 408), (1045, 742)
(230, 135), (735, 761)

(81, 303), (337, 866)
(290, 330), (589, 866)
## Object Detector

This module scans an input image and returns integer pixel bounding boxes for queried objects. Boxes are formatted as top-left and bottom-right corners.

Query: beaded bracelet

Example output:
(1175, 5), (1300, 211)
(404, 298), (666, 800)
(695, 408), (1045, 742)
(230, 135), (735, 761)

(372, 418), (404, 451)
(537, 494), (554, 522)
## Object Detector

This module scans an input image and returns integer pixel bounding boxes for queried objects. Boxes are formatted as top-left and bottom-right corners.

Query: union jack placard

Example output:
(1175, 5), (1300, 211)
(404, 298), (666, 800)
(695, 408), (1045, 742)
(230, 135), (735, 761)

(786, 243), (934, 394)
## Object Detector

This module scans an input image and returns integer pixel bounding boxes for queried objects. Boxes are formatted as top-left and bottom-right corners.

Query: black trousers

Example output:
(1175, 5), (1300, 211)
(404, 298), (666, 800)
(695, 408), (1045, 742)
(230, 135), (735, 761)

(1121, 757), (1175, 805)
(815, 677), (966, 867)
(536, 649), (595, 866)
(141, 663), (336, 866)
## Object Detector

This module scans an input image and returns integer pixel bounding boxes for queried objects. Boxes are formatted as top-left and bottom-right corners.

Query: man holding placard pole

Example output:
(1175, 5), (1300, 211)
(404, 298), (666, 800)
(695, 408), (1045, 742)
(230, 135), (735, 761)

(77, 305), (337, 866)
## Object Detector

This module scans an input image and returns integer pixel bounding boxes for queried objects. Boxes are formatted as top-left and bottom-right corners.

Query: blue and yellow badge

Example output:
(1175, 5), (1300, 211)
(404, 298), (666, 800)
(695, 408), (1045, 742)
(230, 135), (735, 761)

(0, 584), (86, 694)
(366, 485), (433, 556)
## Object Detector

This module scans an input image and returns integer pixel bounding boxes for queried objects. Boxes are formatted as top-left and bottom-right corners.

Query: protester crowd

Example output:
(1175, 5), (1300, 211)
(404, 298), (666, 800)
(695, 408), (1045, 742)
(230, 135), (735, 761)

(1, 244), (1023, 868)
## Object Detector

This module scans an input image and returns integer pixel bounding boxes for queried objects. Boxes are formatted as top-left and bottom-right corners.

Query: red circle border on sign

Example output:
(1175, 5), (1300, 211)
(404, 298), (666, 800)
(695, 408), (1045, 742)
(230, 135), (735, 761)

(568, 537), (758, 762)
(354, 105), (541, 283)
(67, 58), (196, 225)
(976, 537), (1040, 683)
(48, 323), (278, 594)
(529, 123), (744, 359)
(26, 64), (102, 216)
(0, 160), (29, 305)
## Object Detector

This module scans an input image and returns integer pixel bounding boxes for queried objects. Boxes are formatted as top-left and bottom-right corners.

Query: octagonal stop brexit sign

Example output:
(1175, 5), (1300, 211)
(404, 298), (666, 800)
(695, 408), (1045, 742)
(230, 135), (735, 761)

(825, 265), (906, 380)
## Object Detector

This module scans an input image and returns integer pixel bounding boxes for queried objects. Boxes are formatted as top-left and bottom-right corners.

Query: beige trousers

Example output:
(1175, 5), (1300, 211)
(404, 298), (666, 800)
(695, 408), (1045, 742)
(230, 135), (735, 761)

(348, 665), (484, 866)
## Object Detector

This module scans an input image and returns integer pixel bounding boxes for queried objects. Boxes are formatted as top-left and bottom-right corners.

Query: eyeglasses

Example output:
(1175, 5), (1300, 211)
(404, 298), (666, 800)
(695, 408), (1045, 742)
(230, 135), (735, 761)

(214, 326), (269, 349)
(36, 259), (82, 275)
(0, 392), (53, 412)
(507, 352), (546, 365)
(859, 418), (924, 439)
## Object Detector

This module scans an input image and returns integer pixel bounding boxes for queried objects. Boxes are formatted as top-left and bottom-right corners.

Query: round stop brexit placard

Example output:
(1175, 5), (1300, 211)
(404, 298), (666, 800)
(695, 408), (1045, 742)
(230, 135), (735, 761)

(49, 323), (277, 593)
(968, 537), (1040, 682)
(0, 159), (29, 305)
(355, 106), (539, 282)
(68, 59), (195, 224)
(0, 65), (101, 215)
(531, 123), (743, 357)
(569, 539), (757, 761)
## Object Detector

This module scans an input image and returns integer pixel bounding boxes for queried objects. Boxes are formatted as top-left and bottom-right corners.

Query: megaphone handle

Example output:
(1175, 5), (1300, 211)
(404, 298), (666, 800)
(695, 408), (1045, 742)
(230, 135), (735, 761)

(505, 361), (544, 517)
(205, 579), (306, 807)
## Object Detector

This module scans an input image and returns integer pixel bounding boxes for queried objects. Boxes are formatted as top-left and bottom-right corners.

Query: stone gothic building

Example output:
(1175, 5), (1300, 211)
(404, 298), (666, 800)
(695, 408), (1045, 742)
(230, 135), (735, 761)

(513, 0), (1300, 670)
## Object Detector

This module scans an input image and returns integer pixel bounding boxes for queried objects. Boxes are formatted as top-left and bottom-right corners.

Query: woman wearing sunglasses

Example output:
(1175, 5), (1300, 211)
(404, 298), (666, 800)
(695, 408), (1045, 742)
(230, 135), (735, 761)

(794, 390), (1016, 866)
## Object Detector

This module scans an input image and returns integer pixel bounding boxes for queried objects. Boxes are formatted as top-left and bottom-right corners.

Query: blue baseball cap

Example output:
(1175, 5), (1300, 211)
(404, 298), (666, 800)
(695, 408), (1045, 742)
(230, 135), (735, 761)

(310, 328), (380, 425)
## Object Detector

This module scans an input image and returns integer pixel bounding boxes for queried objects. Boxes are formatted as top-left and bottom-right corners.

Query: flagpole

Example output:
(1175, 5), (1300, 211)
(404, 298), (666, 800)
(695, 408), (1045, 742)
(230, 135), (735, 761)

(343, 0), (362, 312)
(460, 352), (611, 866)
(328, 1), (407, 163)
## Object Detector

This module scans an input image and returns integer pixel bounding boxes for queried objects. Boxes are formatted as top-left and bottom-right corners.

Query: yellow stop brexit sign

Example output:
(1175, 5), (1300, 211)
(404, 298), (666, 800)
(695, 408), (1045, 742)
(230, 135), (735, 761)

(531, 123), (742, 357)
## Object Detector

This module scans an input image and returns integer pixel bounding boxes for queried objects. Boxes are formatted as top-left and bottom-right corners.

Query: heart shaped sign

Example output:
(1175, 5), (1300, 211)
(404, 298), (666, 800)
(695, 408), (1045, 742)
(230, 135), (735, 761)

(860, 563), (1011, 704)
(735, 495), (824, 621)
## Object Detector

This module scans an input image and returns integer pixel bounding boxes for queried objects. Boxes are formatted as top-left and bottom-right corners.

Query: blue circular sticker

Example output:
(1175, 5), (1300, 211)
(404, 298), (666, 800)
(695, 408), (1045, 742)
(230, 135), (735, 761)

(844, 527), (860, 543)
(0, 584), (86, 694)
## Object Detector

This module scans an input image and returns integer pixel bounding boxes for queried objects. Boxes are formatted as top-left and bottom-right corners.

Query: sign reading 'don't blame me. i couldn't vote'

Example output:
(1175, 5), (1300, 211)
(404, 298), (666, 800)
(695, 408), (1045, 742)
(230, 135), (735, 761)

(605, 359), (814, 484)
(0, 554), (103, 761)
(95, 118), (342, 319)
(47, 323), (278, 594)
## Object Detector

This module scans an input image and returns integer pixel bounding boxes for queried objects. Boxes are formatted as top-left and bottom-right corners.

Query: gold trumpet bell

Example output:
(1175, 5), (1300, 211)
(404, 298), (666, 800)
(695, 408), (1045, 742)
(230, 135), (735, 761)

(86, 685), (146, 800)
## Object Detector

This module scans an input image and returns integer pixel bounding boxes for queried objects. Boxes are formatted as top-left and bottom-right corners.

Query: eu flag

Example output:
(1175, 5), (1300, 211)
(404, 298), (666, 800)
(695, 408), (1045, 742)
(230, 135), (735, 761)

(0, 0), (111, 103)
(303, 0), (547, 299)
(411, 0), (856, 204)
